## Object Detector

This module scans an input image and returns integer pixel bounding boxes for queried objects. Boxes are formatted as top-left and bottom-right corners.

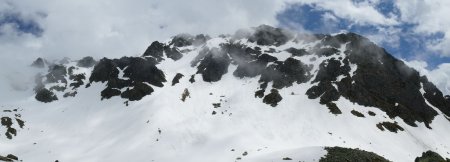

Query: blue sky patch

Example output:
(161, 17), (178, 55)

(0, 11), (44, 37)
(276, 3), (447, 69)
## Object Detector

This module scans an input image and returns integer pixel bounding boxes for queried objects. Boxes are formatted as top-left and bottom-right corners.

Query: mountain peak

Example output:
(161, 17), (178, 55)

(16, 25), (450, 161)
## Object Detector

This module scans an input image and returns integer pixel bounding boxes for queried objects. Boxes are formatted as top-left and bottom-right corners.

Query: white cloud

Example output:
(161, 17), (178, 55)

(294, 0), (398, 26)
(1, 0), (450, 98)
(396, 0), (450, 56)
(0, 0), (291, 101)
(405, 60), (450, 95)
(1, 0), (289, 60)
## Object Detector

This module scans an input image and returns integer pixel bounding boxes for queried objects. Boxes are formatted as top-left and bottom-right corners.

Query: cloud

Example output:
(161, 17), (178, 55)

(405, 60), (450, 95)
(0, 0), (294, 102)
(1, 0), (450, 99)
(277, 0), (450, 68)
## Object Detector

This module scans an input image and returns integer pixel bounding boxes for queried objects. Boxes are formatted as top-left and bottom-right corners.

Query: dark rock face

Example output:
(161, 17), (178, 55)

(218, 43), (275, 79)
(286, 47), (309, 57)
(326, 102), (342, 115)
(121, 82), (154, 101)
(31, 57), (45, 68)
(69, 74), (85, 89)
(351, 110), (365, 118)
(101, 88), (121, 100)
(415, 151), (450, 162)
(1, 109), (25, 140)
(306, 33), (449, 127)
(259, 57), (311, 89)
(172, 73), (184, 86)
(1, 117), (16, 139)
(143, 41), (165, 62)
(376, 121), (404, 133)
(89, 57), (166, 101)
(46, 65), (67, 84)
(170, 34), (194, 47)
(255, 89), (264, 98)
(189, 75), (195, 83)
(33, 63), (81, 102)
(195, 48), (231, 82)
(35, 88), (58, 103)
(77, 56), (96, 68)
(170, 34), (210, 47)
(164, 46), (183, 61)
(420, 77), (450, 118)
(263, 89), (282, 107)
(143, 41), (186, 62)
(320, 147), (390, 162)
(29, 26), (450, 129)
(248, 25), (292, 46)
(0, 154), (19, 161)
(63, 91), (77, 98)
(181, 88), (190, 102)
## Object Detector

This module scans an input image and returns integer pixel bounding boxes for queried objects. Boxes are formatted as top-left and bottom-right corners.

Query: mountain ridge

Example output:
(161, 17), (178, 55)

(31, 25), (450, 128)
(2, 24), (449, 162)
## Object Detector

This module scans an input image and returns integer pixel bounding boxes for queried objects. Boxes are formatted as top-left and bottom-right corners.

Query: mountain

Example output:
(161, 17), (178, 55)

(1, 25), (450, 162)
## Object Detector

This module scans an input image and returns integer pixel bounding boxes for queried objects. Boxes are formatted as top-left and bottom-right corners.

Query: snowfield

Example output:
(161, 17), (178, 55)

(1, 28), (450, 162)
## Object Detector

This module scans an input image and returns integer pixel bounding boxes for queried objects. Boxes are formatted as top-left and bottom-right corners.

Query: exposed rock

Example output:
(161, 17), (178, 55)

(69, 73), (86, 89)
(248, 25), (293, 46)
(320, 147), (390, 162)
(259, 57), (311, 89)
(212, 103), (221, 108)
(189, 75), (195, 83)
(143, 41), (165, 62)
(1, 117), (16, 139)
(376, 121), (404, 133)
(196, 48), (231, 82)
(63, 91), (77, 98)
(263, 89), (282, 107)
(282, 157), (292, 160)
(171, 73), (184, 86)
(254, 89), (265, 98)
(415, 150), (450, 162)
(181, 88), (190, 102)
(170, 34), (194, 47)
(31, 57), (45, 68)
(314, 47), (339, 57)
(121, 57), (165, 87)
(286, 47), (309, 57)
(193, 34), (210, 46)
(351, 110), (365, 118)
(35, 88), (58, 103)
(100, 88), (121, 100)
(420, 76), (450, 118)
(45, 64), (67, 84)
(0, 154), (19, 161)
(89, 57), (165, 102)
(302, 33), (446, 127)
(164, 46), (183, 61)
(368, 111), (376, 116)
(326, 102), (342, 115)
(77, 56), (97, 67)
(89, 58), (119, 83)
(15, 118), (24, 129)
(49, 85), (66, 92)
(121, 82), (154, 101)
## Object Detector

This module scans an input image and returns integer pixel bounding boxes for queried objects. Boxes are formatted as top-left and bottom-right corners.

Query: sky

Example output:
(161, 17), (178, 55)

(0, 0), (450, 95)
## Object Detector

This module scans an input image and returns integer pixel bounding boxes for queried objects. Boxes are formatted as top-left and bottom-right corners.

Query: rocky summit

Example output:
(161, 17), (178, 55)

(2, 25), (450, 162)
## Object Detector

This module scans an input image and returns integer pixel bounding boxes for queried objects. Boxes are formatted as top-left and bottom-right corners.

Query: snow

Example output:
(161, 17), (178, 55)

(244, 146), (327, 162)
(1, 35), (450, 162)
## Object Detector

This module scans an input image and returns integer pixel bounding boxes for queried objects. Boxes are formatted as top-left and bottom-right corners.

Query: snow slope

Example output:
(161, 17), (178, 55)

(1, 25), (450, 162)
